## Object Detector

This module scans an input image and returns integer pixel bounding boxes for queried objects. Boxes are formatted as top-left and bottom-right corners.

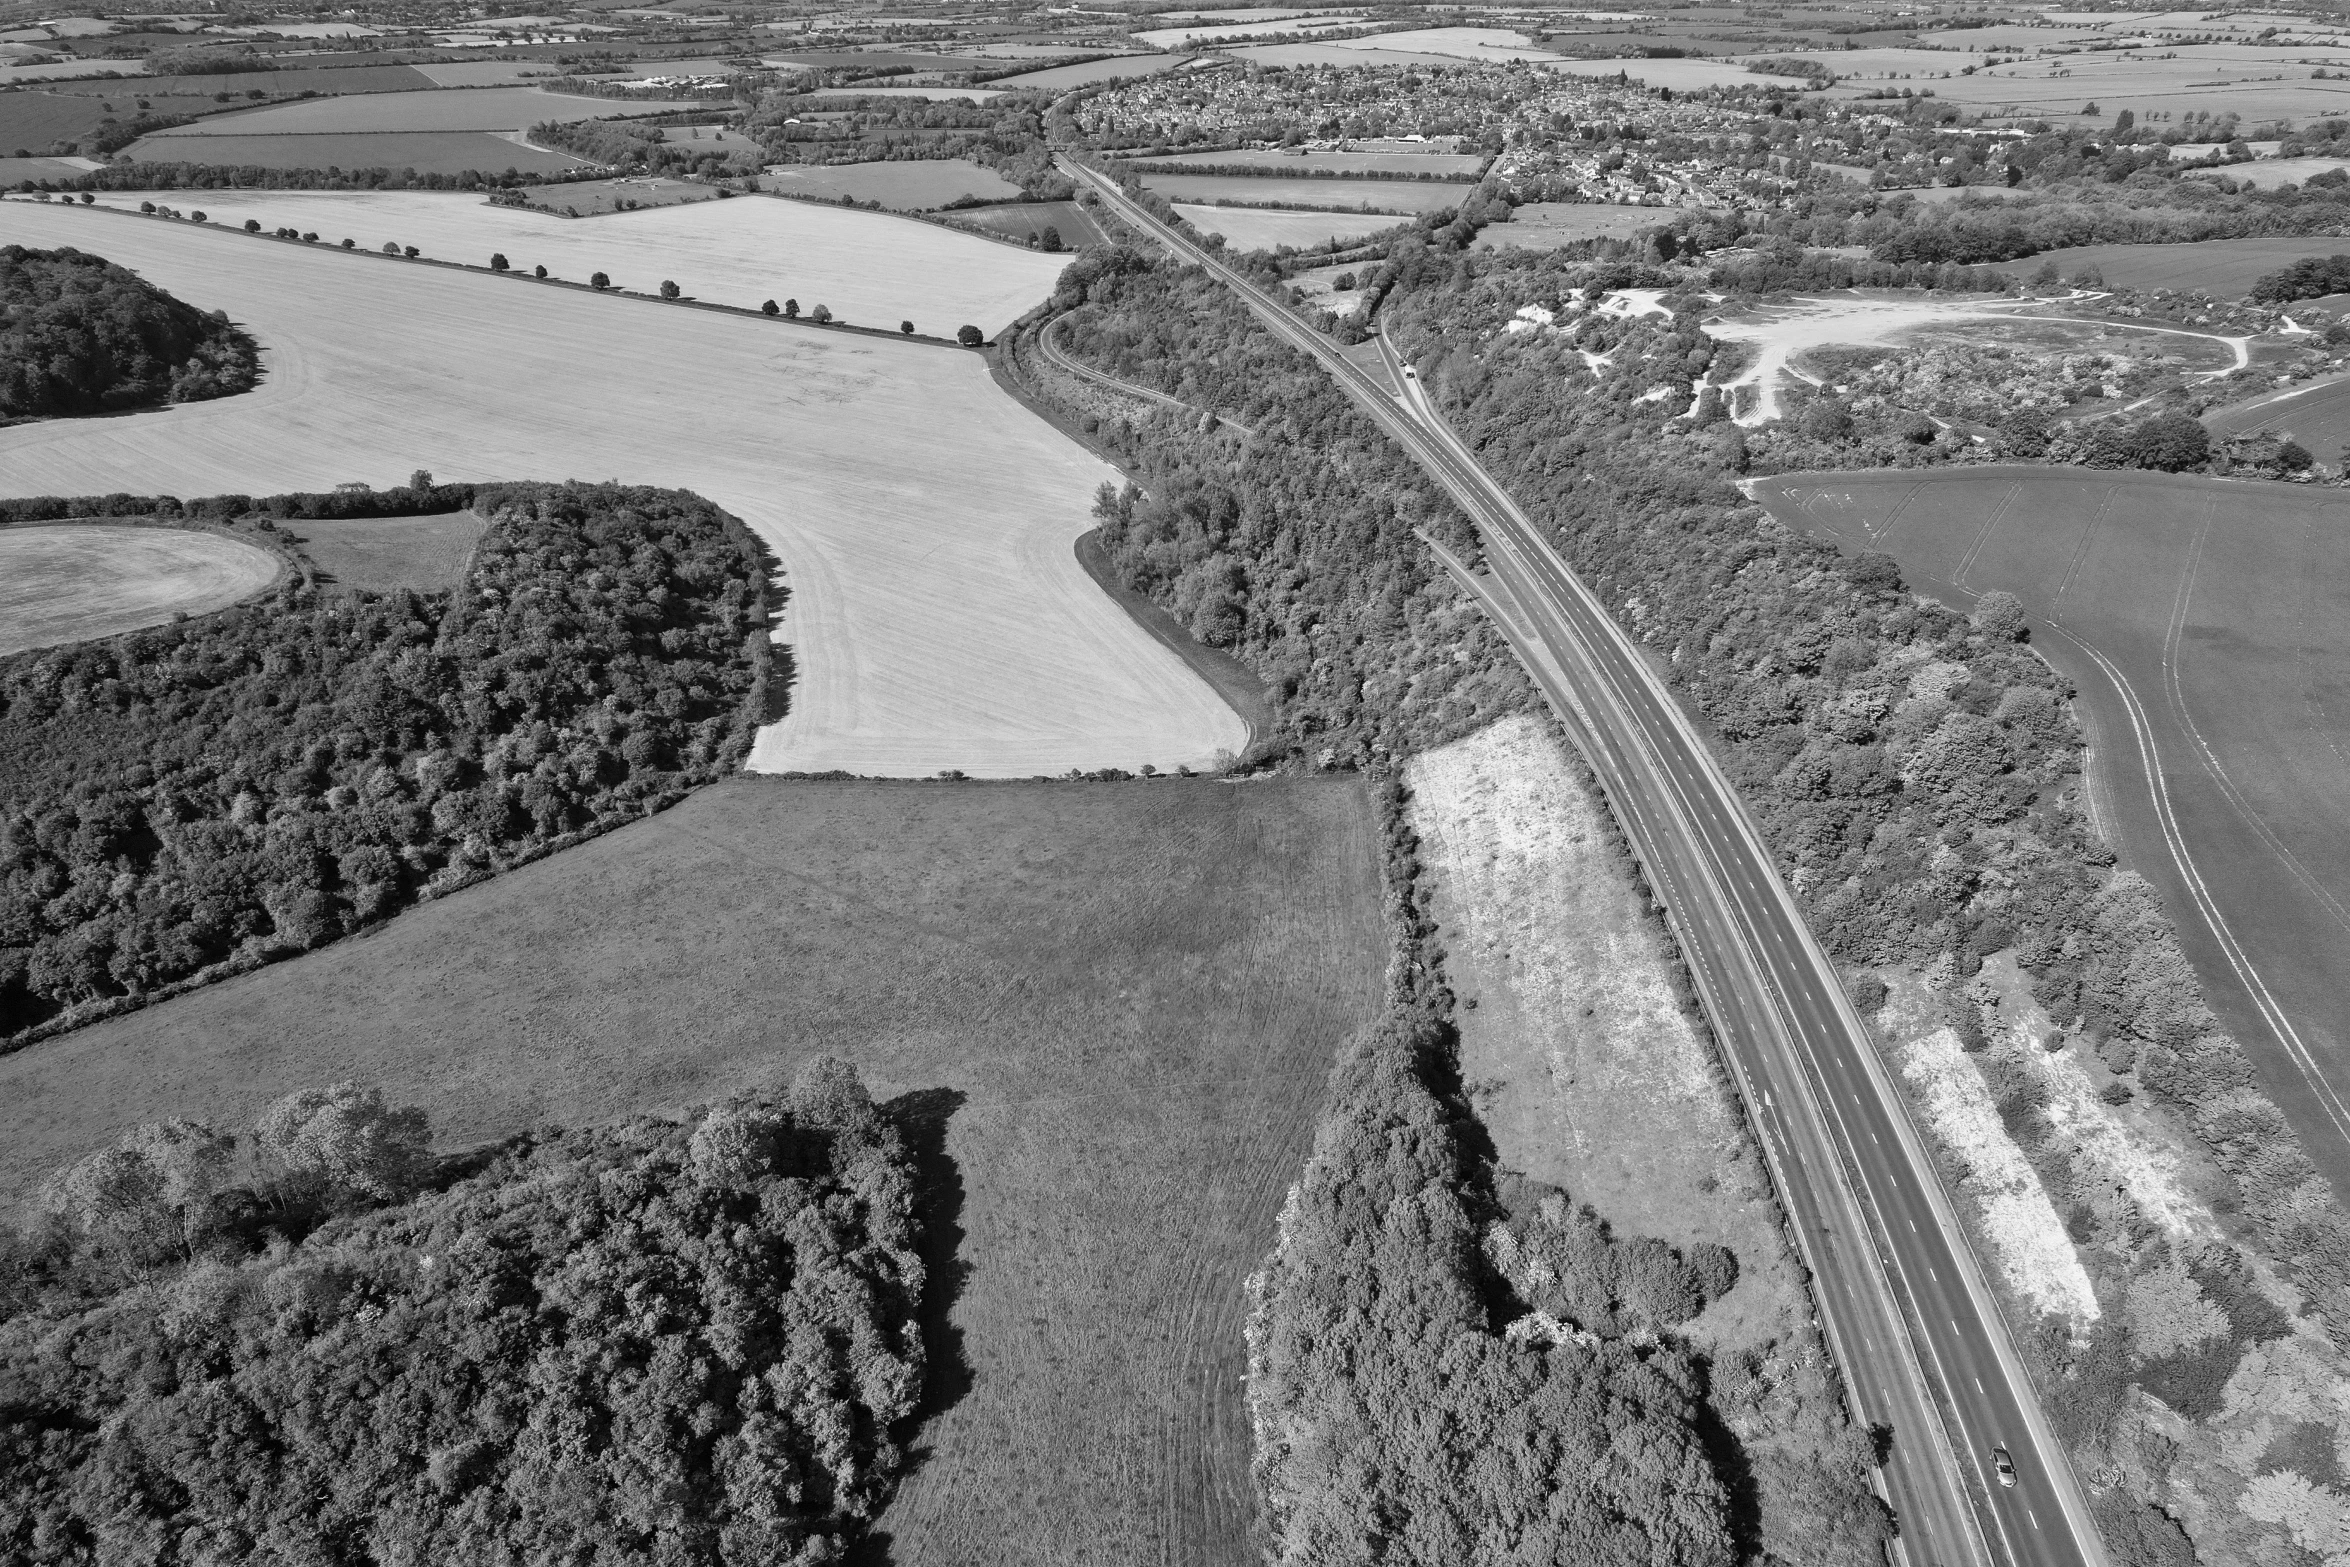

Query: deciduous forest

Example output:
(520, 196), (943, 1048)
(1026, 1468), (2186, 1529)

(0, 245), (258, 420)
(0, 482), (774, 1043)
(0, 1058), (926, 1566)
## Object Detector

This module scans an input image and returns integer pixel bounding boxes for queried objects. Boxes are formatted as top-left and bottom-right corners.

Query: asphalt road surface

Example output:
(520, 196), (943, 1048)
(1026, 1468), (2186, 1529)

(1061, 157), (2109, 1567)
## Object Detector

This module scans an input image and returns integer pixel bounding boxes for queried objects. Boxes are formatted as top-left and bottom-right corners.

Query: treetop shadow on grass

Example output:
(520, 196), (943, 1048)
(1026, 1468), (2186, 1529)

(860, 1084), (973, 1567)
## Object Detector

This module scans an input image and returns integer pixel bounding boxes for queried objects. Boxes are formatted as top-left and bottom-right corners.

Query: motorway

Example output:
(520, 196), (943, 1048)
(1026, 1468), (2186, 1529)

(1062, 157), (2108, 1567)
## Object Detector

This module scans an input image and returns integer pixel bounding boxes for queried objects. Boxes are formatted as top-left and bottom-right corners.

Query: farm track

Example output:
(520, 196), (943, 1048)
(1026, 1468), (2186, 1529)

(1755, 467), (2350, 1200)
(1065, 154), (2105, 1567)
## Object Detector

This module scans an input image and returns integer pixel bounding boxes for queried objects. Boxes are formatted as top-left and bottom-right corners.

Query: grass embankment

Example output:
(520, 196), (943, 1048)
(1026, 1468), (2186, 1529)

(1405, 714), (1889, 1566)
(0, 775), (1390, 1567)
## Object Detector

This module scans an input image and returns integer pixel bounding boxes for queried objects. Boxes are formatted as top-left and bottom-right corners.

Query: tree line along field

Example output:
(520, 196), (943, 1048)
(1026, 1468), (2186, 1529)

(0, 773), (1391, 1567)
(0, 523), (280, 655)
(65, 191), (1068, 333)
(0, 202), (1245, 778)
(1749, 466), (2350, 1194)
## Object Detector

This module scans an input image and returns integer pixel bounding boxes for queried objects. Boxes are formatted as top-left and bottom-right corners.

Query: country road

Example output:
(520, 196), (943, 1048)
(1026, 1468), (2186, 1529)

(1061, 157), (2109, 1567)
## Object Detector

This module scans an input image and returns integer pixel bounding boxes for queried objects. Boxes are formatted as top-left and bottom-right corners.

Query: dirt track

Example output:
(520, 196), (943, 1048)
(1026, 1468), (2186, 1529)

(0, 202), (1248, 777)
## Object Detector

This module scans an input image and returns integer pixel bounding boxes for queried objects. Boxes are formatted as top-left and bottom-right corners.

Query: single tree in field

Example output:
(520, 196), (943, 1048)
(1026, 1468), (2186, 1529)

(957, 324), (983, 346)
(761, 299), (779, 315)
(1040, 225), (1064, 253)
(78, 191), (93, 205)
(810, 304), (831, 323)
(409, 469), (433, 494)
(301, 231), (317, 243)
(900, 320), (914, 335)
(244, 218), (260, 233)
(340, 237), (354, 249)
(382, 241), (398, 255)
(534, 264), (546, 278)
(591, 271), (610, 290)
(490, 252), (509, 272)
(660, 279), (680, 299)
(782, 298), (800, 318)
(403, 245), (419, 258)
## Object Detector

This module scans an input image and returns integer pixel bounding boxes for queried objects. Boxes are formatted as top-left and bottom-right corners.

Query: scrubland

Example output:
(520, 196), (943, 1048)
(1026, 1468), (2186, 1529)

(0, 203), (1243, 777)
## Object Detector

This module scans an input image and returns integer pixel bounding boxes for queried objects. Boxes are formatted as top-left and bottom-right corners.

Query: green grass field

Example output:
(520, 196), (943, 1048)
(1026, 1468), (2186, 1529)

(0, 91), (108, 156)
(763, 157), (1022, 210)
(1750, 467), (2350, 1195)
(286, 509), (485, 594)
(0, 775), (1388, 1567)
(0, 523), (282, 656)
(123, 130), (587, 175)
(1140, 171), (1467, 214)
(2021, 235), (2350, 296)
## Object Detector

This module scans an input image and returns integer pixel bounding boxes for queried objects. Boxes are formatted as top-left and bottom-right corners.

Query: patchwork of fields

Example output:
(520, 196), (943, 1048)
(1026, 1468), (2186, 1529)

(0, 774), (1390, 1567)
(70, 191), (1064, 333)
(0, 524), (281, 656)
(1752, 467), (2350, 1194)
(0, 201), (1244, 778)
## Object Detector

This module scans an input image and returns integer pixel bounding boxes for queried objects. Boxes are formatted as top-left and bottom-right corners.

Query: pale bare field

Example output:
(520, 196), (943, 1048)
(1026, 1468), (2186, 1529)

(0, 524), (280, 656)
(1405, 714), (1804, 1357)
(1170, 202), (1402, 250)
(162, 85), (693, 134)
(0, 203), (1246, 776)
(67, 192), (1066, 335)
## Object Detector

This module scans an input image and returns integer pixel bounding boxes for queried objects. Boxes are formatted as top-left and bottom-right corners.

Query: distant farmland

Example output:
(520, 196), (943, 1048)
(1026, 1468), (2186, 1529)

(1171, 202), (1407, 250)
(157, 85), (694, 135)
(0, 774), (1390, 1567)
(0, 524), (280, 656)
(2020, 236), (2350, 295)
(123, 131), (587, 175)
(1751, 467), (2350, 1193)
(948, 197), (1111, 248)
(989, 53), (1195, 89)
(1140, 172), (1468, 213)
(1125, 147), (1487, 176)
(1475, 200), (1667, 249)
(0, 200), (1241, 778)
(764, 156), (1022, 209)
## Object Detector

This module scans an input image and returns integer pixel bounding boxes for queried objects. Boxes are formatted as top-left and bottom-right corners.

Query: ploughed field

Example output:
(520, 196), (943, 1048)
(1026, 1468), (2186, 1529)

(1752, 467), (2350, 1193)
(0, 201), (1246, 776)
(0, 775), (1390, 1567)
(0, 523), (280, 655)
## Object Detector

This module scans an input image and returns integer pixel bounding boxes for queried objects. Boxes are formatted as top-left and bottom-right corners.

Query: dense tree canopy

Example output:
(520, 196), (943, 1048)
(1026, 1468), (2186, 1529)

(0, 245), (258, 419)
(0, 1060), (925, 1566)
(0, 482), (773, 1042)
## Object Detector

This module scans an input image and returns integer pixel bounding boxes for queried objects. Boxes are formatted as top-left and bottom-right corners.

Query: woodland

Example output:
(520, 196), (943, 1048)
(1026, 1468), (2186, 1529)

(0, 244), (258, 420)
(0, 481), (774, 1043)
(0, 1059), (925, 1566)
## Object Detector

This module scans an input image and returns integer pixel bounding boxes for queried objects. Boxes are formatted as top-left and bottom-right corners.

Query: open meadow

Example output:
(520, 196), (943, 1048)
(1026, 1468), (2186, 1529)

(2022, 236), (2350, 296)
(0, 774), (1390, 1567)
(0, 201), (1245, 777)
(123, 131), (587, 175)
(65, 190), (1066, 333)
(1170, 202), (1405, 249)
(1129, 147), (1486, 176)
(149, 85), (695, 135)
(1751, 467), (2350, 1195)
(0, 524), (280, 656)
(287, 509), (486, 595)
(987, 53), (1195, 89)
(1140, 172), (1467, 213)
(947, 198), (1110, 248)
(2207, 371), (2350, 460)
(764, 156), (1022, 209)
(1475, 201), (1666, 249)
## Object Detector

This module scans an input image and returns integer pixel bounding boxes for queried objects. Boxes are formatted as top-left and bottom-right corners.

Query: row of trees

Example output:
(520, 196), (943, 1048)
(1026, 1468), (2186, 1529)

(0, 482), (775, 1042)
(0, 245), (258, 419)
(1, 1060), (927, 1565)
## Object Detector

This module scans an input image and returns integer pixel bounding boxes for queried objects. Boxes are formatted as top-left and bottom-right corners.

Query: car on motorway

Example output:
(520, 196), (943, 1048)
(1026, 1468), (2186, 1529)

(1992, 1446), (2017, 1488)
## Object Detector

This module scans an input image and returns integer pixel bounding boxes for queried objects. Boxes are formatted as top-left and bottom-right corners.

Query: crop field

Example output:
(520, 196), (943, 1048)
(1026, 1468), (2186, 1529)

(1132, 14), (1363, 47)
(2020, 236), (2350, 296)
(2189, 155), (2350, 189)
(1140, 172), (1466, 212)
(0, 90), (107, 153)
(764, 156), (1022, 209)
(33, 64), (436, 99)
(1751, 467), (2350, 1192)
(1128, 146), (1487, 176)
(987, 53), (1195, 89)
(949, 197), (1111, 248)
(288, 510), (486, 595)
(2207, 372), (2350, 462)
(0, 524), (281, 656)
(159, 85), (693, 135)
(71, 190), (1066, 332)
(412, 59), (571, 86)
(1228, 41), (1465, 67)
(124, 131), (588, 175)
(0, 774), (1389, 1567)
(0, 154), (92, 182)
(1315, 25), (1560, 61)
(1548, 55), (1818, 90)
(0, 202), (1242, 777)
(1474, 200), (1667, 249)
(1171, 202), (1405, 249)
(806, 85), (1004, 102)
(512, 174), (714, 214)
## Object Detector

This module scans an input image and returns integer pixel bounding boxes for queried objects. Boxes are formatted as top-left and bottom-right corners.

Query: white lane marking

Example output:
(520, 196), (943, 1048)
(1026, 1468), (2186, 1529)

(2029, 1511), (2040, 1531)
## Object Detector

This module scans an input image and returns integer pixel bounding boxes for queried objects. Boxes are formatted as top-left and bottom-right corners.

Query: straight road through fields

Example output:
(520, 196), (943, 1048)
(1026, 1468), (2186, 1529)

(1060, 155), (2108, 1567)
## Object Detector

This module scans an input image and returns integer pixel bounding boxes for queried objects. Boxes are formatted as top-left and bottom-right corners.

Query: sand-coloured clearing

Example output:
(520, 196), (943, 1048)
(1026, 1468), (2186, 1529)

(0, 202), (1245, 776)
(0, 524), (280, 655)
(66, 192), (1066, 336)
